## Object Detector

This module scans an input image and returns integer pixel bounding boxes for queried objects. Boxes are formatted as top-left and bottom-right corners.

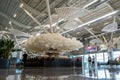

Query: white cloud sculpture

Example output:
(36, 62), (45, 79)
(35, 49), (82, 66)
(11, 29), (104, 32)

(24, 33), (83, 53)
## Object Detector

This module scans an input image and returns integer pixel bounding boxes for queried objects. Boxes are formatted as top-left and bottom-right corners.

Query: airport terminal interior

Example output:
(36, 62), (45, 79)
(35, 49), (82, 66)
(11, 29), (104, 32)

(0, 0), (120, 80)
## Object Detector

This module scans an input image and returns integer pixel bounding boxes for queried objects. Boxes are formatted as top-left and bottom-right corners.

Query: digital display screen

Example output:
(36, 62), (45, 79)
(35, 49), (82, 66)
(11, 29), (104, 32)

(85, 45), (97, 53)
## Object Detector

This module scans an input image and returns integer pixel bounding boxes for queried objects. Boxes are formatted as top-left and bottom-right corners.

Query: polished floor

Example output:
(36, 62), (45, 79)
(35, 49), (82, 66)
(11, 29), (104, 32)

(0, 66), (120, 80)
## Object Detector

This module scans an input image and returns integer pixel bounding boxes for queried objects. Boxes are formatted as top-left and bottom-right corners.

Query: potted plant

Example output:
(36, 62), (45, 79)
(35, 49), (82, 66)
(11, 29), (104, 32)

(0, 37), (14, 68)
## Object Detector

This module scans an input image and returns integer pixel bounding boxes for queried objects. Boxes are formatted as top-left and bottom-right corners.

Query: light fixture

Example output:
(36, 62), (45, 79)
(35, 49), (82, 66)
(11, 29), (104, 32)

(13, 14), (17, 18)
(43, 19), (64, 28)
(83, 0), (99, 9)
(52, 19), (64, 27)
(61, 10), (119, 34)
(56, 27), (60, 29)
(36, 33), (40, 36)
(104, 22), (109, 25)
(9, 21), (11, 24)
(20, 3), (23, 8)
(83, 0), (109, 10)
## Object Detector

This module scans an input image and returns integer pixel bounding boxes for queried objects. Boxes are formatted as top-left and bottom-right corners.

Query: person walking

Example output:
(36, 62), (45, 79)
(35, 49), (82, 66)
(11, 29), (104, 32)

(92, 55), (95, 67)
(88, 55), (92, 69)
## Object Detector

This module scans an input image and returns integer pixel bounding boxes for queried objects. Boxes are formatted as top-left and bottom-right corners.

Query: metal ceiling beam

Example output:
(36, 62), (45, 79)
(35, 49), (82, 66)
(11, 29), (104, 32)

(0, 12), (32, 29)
(74, 18), (101, 41)
(26, 0), (66, 31)
(23, 9), (49, 33)
(45, 0), (53, 33)
(21, 0), (46, 16)
(21, 0), (46, 31)
(61, 10), (120, 34)
(42, 0), (65, 12)
(16, 0), (32, 22)
(27, 0), (46, 26)
(3, 0), (11, 13)
(105, 2), (120, 21)
(9, 23), (21, 49)
(27, 0), (65, 26)
(35, 0), (44, 9)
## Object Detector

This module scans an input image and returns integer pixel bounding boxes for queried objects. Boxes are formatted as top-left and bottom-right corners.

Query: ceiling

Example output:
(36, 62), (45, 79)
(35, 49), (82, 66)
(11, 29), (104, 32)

(0, 0), (120, 42)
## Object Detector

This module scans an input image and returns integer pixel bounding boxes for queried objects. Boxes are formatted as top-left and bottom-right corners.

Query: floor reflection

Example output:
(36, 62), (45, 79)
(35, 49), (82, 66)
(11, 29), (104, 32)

(0, 67), (120, 80)
(84, 67), (120, 80)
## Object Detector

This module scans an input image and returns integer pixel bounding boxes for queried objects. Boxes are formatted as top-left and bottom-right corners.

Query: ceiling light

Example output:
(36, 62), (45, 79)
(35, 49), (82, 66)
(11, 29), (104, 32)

(56, 27), (60, 29)
(9, 21), (11, 24)
(52, 19), (64, 26)
(13, 14), (17, 18)
(20, 3), (23, 8)
(36, 33), (40, 36)
(34, 26), (40, 29)
(61, 29), (73, 34)
(44, 24), (50, 28)
(83, 0), (110, 10)
(104, 22), (109, 25)
(43, 19), (64, 29)
(83, 0), (99, 9)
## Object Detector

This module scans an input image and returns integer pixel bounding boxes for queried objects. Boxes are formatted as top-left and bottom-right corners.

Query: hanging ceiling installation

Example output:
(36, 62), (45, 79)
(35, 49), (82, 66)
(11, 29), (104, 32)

(0, 0), (120, 42)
